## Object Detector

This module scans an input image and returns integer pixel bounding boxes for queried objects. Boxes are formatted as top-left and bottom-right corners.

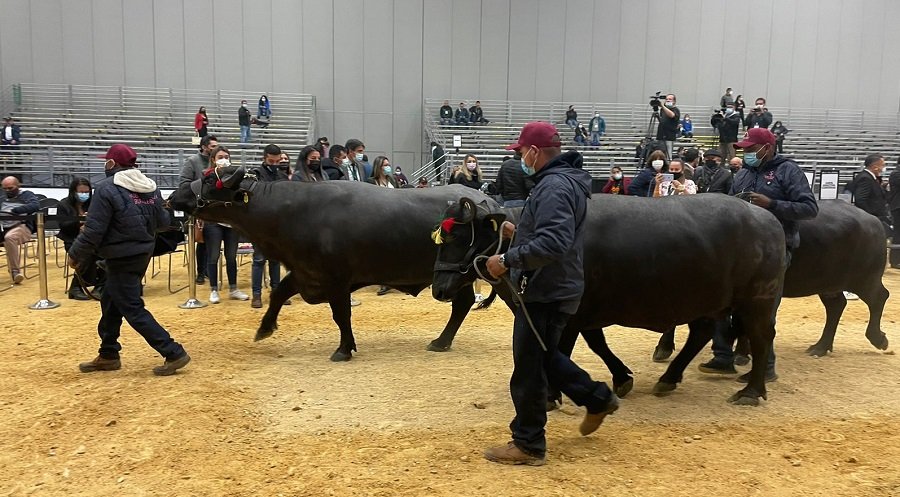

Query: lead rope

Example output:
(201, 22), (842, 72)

(472, 228), (547, 352)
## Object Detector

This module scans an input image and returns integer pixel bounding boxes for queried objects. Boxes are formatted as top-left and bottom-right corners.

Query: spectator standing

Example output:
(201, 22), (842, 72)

(257, 95), (271, 127)
(293, 145), (328, 182)
(469, 100), (489, 124)
(455, 102), (470, 125)
(342, 139), (367, 182)
(368, 156), (399, 188)
(712, 105), (741, 160)
(194, 107), (209, 138)
(588, 112), (606, 146)
(238, 100), (252, 143)
(771, 121), (790, 154)
(250, 144), (289, 309)
(680, 147), (699, 180)
(889, 160), (900, 268)
(1, 176), (39, 284)
(693, 149), (733, 194)
(56, 177), (94, 300)
(565, 105), (578, 128)
(494, 151), (533, 207)
(439, 100), (453, 124)
(744, 97), (773, 129)
(680, 114), (694, 138)
(601, 166), (631, 195)
(178, 134), (219, 284)
(720, 87), (734, 111)
(656, 94), (680, 158)
(431, 141), (446, 180)
(69, 144), (190, 376)
(734, 95), (746, 127)
(849, 154), (892, 236)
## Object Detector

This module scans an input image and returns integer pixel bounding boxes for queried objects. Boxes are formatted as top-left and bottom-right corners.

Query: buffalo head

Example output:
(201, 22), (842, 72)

(170, 165), (253, 214)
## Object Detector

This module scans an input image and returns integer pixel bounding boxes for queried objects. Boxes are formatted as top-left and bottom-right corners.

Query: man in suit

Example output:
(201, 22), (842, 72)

(889, 159), (900, 268)
(852, 154), (892, 238)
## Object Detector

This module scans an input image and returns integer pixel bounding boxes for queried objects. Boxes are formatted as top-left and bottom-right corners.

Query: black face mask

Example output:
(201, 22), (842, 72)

(309, 160), (321, 169)
(729, 166), (740, 174)
(704, 159), (719, 169)
(672, 171), (684, 180)
(5, 189), (17, 198)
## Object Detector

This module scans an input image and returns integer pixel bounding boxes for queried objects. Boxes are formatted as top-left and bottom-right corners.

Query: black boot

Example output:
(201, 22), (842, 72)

(68, 281), (90, 301)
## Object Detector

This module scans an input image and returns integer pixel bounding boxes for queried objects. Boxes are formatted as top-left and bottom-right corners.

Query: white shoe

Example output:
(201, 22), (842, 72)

(230, 289), (250, 301)
(350, 297), (361, 307)
(209, 290), (221, 304)
(843, 291), (860, 301)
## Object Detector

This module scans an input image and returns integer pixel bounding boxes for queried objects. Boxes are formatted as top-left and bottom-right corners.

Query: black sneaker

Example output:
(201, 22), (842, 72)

(698, 360), (738, 374)
(736, 371), (778, 383)
(195, 274), (206, 284)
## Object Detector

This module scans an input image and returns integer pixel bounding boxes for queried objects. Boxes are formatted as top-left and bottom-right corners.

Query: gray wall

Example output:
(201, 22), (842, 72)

(2, 0), (899, 167)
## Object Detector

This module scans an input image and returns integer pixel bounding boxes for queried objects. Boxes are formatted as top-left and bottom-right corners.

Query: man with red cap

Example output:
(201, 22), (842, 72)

(482, 122), (619, 466)
(699, 128), (817, 381)
(69, 144), (191, 376)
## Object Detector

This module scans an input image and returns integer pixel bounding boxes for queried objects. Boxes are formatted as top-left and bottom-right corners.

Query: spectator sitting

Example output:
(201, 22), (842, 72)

(680, 114), (694, 138)
(361, 154), (373, 179)
(293, 145), (328, 182)
(368, 156), (400, 188)
(629, 150), (666, 197)
(693, 149), (733, 194)
(323, 144), (347, 180)
(1, 117), (21, 150)
(653, 158), (697, 197)
(469, 100), (489, 124)
(588, 112), (606, 146)
(56, 177), (94, 300)
(416, 176), (429, 188)
(455, 102), (470, 124)
(450, 154), (484, 190)
(257, 95), (271, 127)
(565, 105), (578, 128)
(394, 166), (409, 186)
(574, 122), (589, 145)
(680, 147), (699, 180)
(342, 139), (367, 181)
(601, 166), (631, 195)
(439, 100), (453, 124)
(1, 176), (38, 284)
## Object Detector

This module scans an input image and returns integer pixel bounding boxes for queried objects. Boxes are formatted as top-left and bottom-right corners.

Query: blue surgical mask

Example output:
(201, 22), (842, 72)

(521, 160), (534, 176)
(383, 165), (393, 175)
(76, 192), (90, 203)
(355, 153), (364, 162)
(341, 158), (351, 167)
(744, 148), (764, 168)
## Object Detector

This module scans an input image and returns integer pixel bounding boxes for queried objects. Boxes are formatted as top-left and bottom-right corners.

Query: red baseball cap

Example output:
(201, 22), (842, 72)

(98, 144), (138, 166)
(734, 128), (776, 148)
(506, 121), (562, 150)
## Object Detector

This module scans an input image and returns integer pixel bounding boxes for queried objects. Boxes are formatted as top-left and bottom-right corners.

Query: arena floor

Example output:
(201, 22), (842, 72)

(2, 257), (900, 496)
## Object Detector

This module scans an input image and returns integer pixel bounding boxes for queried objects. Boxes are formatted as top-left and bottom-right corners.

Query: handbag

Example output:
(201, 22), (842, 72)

(193, 219), (205, 244)
(191, 132), (201, 146)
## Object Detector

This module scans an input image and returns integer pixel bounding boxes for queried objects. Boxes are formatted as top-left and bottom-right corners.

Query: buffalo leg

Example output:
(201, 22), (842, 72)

(581, 329), (635, 397)
(254, 271), (300, 341)
(653, 327), (676, 363)
(328, 294), (356, 362)
(473, 287), (498, 310)
(805, 292), (846, 356)
(426, 283), (476, 352)
(861, 283), (890, 350)
(728, 299), (776, 406)
(653, 318), (714, 395)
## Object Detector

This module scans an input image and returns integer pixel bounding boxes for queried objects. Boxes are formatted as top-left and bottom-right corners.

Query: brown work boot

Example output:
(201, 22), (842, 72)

(78, 356), (121, 373)
(483, 442), (545, 466)
(579, 394), (620, 436)
(152, 353), (191, 376)
(251, 294), (263, 308)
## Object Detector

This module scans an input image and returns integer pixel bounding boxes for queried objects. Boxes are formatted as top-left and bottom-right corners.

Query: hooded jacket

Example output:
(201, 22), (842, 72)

(69, 168), (169, 262)
(730, 154), (818, 250)
(504, 150), (591, 313)
(494, 157), (534, 202)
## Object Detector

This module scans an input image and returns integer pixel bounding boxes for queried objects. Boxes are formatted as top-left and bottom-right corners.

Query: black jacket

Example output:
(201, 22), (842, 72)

(450, 171), (483, 190)
(69, 168), (169, 262)
(730, 155), (818, 250)
(494, 158), (534, 202)
(852, 171), (889, 219)
(238, 106), (252, 126)
(744, 109), (773, 129)
(504, 151), (591, 313)
(890, 169), (900, 211)
(628, 166), (657, 197)
(439, 105), (453, 119)
(56, 196), (90, 244)
(694, 164), (734, 194)
(656, 106), (680, 141)
(253, 163), (290, 183)
(712, 113), (741, 143)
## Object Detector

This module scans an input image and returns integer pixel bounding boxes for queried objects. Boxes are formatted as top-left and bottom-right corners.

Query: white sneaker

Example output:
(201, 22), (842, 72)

(230, 289), (250, 301)
(350, 296), (361, 307)
(209, 290), (221, 304)
(843, 291), (860, 301)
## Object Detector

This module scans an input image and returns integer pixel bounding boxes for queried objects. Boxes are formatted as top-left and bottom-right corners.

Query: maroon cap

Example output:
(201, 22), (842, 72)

(734, 128), (776, 148)
(506, 121), (562, 150)
(98, 144), (138, 166)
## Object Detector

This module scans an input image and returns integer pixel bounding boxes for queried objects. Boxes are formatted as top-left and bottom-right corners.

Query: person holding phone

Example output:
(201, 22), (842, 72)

(653, 158), (696, 197)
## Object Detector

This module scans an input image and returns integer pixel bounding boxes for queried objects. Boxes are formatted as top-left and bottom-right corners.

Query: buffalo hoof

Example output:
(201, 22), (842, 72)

(330, 349), (353, 362)
(867, 332), (889, 351)
(545, 400), (560, 412)
(805, 343), (832, 357)
(614, 377), (634, 398)
(727, 391), (761, 406)
(254, 329), (274, 342)
(652, 381), (677, 396)
(652, 346), (673, 363)
(426, 340), (452, 352)
(734, 354), (751, 366)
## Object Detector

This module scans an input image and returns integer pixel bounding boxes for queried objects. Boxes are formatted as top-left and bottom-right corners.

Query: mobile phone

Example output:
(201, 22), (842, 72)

(662, 173), (674, 182)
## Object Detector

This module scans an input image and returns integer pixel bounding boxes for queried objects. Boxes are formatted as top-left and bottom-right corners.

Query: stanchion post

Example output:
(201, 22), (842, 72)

(179, 216), (206, 309)
(29, 212), (60, 310)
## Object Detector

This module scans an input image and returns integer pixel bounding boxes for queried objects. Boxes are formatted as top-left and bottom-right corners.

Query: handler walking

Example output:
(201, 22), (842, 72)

(483, 122), (619, 466)
(69, 144), (190, 376)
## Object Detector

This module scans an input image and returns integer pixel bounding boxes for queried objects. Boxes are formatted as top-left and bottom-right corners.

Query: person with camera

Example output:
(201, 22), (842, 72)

(711, 105), (741, 160)
(656, 94), (680, 158)
(744, 97), (773, 129)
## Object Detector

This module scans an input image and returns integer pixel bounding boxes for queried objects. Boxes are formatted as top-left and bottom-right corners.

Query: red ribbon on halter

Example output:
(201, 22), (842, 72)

(440, 218), (456, 233)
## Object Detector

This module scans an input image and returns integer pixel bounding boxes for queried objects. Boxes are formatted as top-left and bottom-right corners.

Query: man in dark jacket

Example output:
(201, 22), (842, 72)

(851, 154), (892, 236)
(700, 129), (817, 380)
(1, 116), (21, 148)
(693, 149), (733, 194)
(430, 141), (446, 181)
(439, 100), (453, 125)
(656, 94), (680, 158)
(744, 97), (774, 129)
(711, 105), (741, 160)
(483, 122), (618, 466)
(69, 144), (190, 376)
(454, 102), (469, 125)
(890, 161), (900, 268)
(493, 151), (533, 207)
(249, 144), (289, 308)
(1, 176), (39, 284)
(469, 100), (489, 124)
(238, 100), (252, 143)
(178, 134), (218, 284)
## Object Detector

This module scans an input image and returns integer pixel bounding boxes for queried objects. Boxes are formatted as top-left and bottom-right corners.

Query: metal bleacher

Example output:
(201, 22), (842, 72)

(0, 83), (317, 187)
(421, 98), (900, 188)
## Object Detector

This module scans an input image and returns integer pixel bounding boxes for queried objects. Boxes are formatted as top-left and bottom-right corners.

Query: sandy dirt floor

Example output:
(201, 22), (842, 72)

(2, 253), (900, 497)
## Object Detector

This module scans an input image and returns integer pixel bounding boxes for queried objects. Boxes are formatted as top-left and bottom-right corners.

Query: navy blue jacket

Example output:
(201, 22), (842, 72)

(628, 166), (657, 197)
(730, 155), (818, 249)
(2, 189), (39, 232)
(69, 168), (169, 262)
(504, 150), (591, 313)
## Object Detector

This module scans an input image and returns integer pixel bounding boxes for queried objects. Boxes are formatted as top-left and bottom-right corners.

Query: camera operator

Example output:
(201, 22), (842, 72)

(711, 105), (741, 160)
(656, 94), (680, 159)
(744, 97), (773, 129)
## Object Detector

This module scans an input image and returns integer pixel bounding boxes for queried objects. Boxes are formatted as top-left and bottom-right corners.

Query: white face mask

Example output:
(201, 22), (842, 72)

(466, 162), (477, 171)
(215, 158), (230, 167)
(242, 103), (247, 108)
(612, 172), (623, 180)
(652, 160), (664, 171)
(341, 158), (351, 167)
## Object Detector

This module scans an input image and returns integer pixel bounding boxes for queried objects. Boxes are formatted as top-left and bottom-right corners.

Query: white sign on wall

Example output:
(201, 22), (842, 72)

(452, 135), (462, 148)
(819, 171), (840, 200)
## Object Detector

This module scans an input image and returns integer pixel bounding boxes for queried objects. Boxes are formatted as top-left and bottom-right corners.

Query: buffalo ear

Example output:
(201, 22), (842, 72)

(483, 213), (506, 233)
(220, 166), (246, 190)
(458, 197), (476, 223)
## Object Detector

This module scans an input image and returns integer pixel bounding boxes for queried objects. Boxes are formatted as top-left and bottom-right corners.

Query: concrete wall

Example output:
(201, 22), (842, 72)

(1, 0), (898, 168)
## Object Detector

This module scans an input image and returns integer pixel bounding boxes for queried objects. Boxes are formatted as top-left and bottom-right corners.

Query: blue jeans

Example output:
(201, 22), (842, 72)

(590, 132), (601, 145)
(204, 223), (239, 291)
(509, 302), (612, 458)
(502, 199), (526, 208)
(97, 254), (185, 360)
(566, 119), (577, 128)
(251, 247), (281, 296)
(240, 125), (251, 143)
(574, 135), (586, 145)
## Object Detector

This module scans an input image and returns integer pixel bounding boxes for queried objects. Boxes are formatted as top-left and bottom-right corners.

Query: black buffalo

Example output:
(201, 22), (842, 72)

(432, 194), (787, 405)
(652, 200), (890, 362)
(170, 165), (495, 361)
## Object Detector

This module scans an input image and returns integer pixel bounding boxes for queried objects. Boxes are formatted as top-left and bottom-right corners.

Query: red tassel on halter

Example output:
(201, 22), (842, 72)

(440, 218), (455, 233)
(215, 179), (224, 189)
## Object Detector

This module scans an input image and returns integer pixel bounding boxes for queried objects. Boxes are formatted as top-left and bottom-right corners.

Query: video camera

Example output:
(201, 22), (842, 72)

(649, 91), (666, 110)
